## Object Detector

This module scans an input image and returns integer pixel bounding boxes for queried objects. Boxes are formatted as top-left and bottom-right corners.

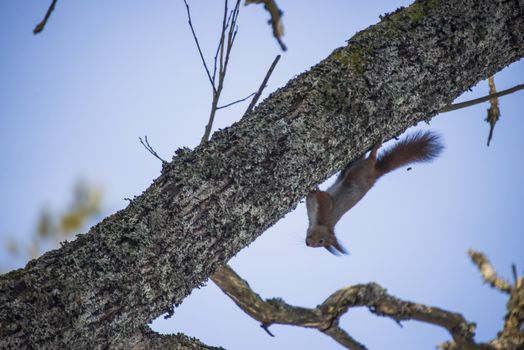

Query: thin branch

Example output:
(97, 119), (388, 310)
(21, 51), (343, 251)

(439, 84), (524, 113)
(183, 0), (217, 94)
(139, 136), (167, 164)
(212, 1), (229, 85)
(244, 55), (281, 115)
(323, 326), (367, 350)
(260, 324), (274, 337)
(200, 93), (219, 144)
(512, 264), (518, 288)
(217, 92), (256, 110)
(468, 250), (512, 294)
(200, 0), (242, 143)
(211, 265), (481, 350)
(33, 0), (58, 34)
(212, 38), (223, 87)
(223, 1), (241, 75)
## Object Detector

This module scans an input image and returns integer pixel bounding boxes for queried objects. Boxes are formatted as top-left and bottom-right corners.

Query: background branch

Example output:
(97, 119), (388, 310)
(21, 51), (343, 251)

(130, 326), (223, 350)
(200, 0), (242, 143)
(485, 76), (501, 146)
(212, 265), (483, 349)
(33, 0), (58, 34)
(468, 249), (512, 293)
(183, 0), (216, 93)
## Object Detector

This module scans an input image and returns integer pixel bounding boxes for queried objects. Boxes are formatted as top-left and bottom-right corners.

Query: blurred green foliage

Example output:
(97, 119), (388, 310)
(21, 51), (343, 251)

(4, 180), (103, 265)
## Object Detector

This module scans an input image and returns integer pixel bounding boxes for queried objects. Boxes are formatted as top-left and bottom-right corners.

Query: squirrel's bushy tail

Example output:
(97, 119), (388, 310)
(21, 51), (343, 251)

(375, 130), (443, 179)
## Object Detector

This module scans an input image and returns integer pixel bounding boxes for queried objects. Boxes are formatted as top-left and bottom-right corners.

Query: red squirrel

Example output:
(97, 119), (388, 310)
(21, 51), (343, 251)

(305, 130), (443, 255)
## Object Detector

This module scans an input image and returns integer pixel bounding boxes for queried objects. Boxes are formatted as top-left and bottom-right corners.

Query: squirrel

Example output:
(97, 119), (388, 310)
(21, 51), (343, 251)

(305, 130), (443, 255)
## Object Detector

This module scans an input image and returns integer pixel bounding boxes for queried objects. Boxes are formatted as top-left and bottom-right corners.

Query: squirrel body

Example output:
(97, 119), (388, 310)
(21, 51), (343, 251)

(305, 130), (443, 254)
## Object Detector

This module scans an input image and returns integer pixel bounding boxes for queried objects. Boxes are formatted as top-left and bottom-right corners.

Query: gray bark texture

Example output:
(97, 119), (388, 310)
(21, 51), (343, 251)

(1, 0), (523, 348)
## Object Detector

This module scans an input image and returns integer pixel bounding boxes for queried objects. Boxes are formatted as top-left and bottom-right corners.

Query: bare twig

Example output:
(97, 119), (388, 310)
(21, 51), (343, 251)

(244, 54), (281, 116)
(211, 265), (481, 349)
(512, 264), (519, 288)
(183, 0), (217, 94)
(323, 327), (367, 350)
(139, 136), (167, 163)
(468, 250), (512, 293)
(486, 76), (500, 147)
(439, 84), (524, 113)
(260, 324), (274, 337)
(34, 0), (58, 34)
(223, 2), (240, 76)
(217, 92), (256, 110)
(212, 1), (229, 85)
(200, 0), (242, 143)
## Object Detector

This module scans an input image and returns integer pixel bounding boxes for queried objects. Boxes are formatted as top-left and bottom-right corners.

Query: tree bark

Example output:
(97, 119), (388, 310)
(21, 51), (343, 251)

(1, 0), (523, 348)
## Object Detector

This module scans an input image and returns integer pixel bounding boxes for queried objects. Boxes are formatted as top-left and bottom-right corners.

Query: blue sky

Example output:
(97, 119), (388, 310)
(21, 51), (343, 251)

(1, 1), (523, 349)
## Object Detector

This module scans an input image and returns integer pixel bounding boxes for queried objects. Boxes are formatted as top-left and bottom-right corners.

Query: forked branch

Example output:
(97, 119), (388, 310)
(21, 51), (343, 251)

(186, 0), (242, 143)
(212, 251), (524, 350)
(212, 265), (478, 349)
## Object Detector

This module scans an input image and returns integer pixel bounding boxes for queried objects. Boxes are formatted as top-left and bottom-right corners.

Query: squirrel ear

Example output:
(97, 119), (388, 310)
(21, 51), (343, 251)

(369, 139), (382, 160)
(325, 243), (348, 256)
(324, 242), (349, 256)
(333, 239), (349, 255)
(325, 235), (349, 256)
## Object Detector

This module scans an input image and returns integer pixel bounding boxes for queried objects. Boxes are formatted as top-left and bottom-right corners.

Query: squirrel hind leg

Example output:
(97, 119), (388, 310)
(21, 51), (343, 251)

(368, 138), (383, 161)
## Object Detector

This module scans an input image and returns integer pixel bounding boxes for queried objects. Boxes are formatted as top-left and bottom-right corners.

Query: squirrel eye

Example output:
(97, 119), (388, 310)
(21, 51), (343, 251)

(318, 239), (324, 245)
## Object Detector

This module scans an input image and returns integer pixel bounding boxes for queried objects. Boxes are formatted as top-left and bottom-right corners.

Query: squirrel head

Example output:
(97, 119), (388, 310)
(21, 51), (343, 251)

(305, 224), (347, 255)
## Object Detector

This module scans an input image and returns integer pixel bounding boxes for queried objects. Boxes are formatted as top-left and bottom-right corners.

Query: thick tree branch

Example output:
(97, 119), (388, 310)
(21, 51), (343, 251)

(213, 265), (481, 349)
(501, 280), (524, 347)
(214, 252), (524, 349)
(468, 250), (524, 345)
(2, 0), (523, 348)
(128, 326), (223, 350)
(64, 325), (219, 350)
